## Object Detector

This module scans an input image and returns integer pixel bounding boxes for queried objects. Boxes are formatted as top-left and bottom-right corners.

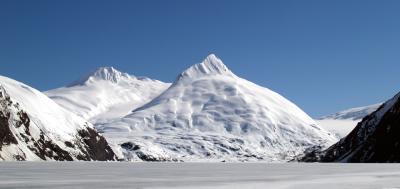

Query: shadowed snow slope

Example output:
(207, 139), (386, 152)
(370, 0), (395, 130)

(45, 67), (170, 124)
(317, 104), (381, 139)
(0, 76), (116, 161)
(99, 54), (336, 162)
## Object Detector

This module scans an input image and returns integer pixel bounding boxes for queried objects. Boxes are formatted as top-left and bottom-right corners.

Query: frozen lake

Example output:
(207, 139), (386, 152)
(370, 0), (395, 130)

(1, 162), (400, 189)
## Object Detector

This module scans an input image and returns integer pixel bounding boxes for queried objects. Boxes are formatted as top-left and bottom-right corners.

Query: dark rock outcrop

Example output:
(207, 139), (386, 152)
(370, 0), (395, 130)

(0, 85), (117, 161)
(76, 127), (116, 161)
(0, 91), (19, 151)
(120, 141), (178, 162)
(301, 93), (400, 163)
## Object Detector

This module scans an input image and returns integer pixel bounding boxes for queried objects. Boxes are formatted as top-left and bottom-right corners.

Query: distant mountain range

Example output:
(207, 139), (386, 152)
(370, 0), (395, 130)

(1, 54), (396, 163)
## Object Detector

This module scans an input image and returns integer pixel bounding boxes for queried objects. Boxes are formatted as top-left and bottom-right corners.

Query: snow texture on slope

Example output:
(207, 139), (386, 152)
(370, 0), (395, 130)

(46, 67), (170, 124)
(0, 76), (116, 161)
(99, 54), (336, 162)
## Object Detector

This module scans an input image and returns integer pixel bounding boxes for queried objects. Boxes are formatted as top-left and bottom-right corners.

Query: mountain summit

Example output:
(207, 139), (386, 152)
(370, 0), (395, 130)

(89, 67), (131, 83)
(100, 54), (335, 162)
(68, 67), (132, 86)
(177, 54), (234, 81)
(46, 67), (170, 123)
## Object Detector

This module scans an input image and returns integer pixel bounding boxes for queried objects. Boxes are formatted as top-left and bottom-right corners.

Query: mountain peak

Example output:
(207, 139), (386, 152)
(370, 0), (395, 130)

(91, 67), (130, 82)
(177, 54), (234, 81)
(68, 67), (132, 86)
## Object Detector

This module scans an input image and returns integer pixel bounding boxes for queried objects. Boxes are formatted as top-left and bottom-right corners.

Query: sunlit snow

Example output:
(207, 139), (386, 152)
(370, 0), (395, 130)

(99, 54), (336, 162)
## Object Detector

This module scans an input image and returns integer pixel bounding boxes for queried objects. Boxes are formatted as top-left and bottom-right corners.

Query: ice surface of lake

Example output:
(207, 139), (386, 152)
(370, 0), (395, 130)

(1, 162), (400, 189)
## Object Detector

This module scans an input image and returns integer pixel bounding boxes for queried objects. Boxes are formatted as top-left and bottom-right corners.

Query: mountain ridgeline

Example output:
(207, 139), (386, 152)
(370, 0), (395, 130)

(2, 54), (397, 162)
(46, 67), (170, 124)
(0, 76), (116, 161)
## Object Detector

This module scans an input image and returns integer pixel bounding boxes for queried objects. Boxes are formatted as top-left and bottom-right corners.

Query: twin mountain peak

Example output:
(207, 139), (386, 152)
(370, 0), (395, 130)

(69, 54), (235, 86)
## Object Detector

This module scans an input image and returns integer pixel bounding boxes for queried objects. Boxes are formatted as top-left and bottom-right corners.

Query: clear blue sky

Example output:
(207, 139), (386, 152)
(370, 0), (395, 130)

(1, 0), (400, 118)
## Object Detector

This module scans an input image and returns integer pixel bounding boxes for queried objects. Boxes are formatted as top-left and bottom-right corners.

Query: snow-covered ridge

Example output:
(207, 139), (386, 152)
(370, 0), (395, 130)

(100, 54), (336, 162)
(68, 66), (159, 87)
(1, 76), (84, 136)
(317, 103), (382, 139)
(46, 67), (170, 124)
(0, 76), (116, 161)
(319, 103), (382, 121)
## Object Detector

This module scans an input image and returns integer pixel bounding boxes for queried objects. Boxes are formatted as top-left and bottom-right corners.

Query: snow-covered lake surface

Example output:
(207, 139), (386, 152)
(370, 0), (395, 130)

(1, 162), (400, 189)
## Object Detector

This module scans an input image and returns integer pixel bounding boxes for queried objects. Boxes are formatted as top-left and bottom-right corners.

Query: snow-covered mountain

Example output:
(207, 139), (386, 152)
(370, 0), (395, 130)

(0, 76), (116, 161)
(302, 92), (400, 162)
(317, 104), (381, 139)
(46, 67), (170, 124)
(99, 54), (336, 162)
(320, 104), (382, 121)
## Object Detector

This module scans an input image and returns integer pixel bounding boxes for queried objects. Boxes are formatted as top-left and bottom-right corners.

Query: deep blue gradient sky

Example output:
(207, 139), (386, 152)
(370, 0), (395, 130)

(1, 0), (400, 117)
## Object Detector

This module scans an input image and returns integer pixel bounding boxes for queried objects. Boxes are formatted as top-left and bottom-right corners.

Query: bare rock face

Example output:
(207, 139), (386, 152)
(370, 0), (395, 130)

(77, 127), (116, 161)
(301, 93), (400, 163)
(0, 85), (117, 161)
(0, 91), (19, 152)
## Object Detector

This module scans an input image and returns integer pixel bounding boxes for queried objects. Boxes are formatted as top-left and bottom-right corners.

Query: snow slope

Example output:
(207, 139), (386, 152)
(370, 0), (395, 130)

(316, 119), (357, 139)
(0, 76), (116, 161)
(317, 104), (381, 139)
(99, 54), (336, 162)
(45, 67), (170, 124)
